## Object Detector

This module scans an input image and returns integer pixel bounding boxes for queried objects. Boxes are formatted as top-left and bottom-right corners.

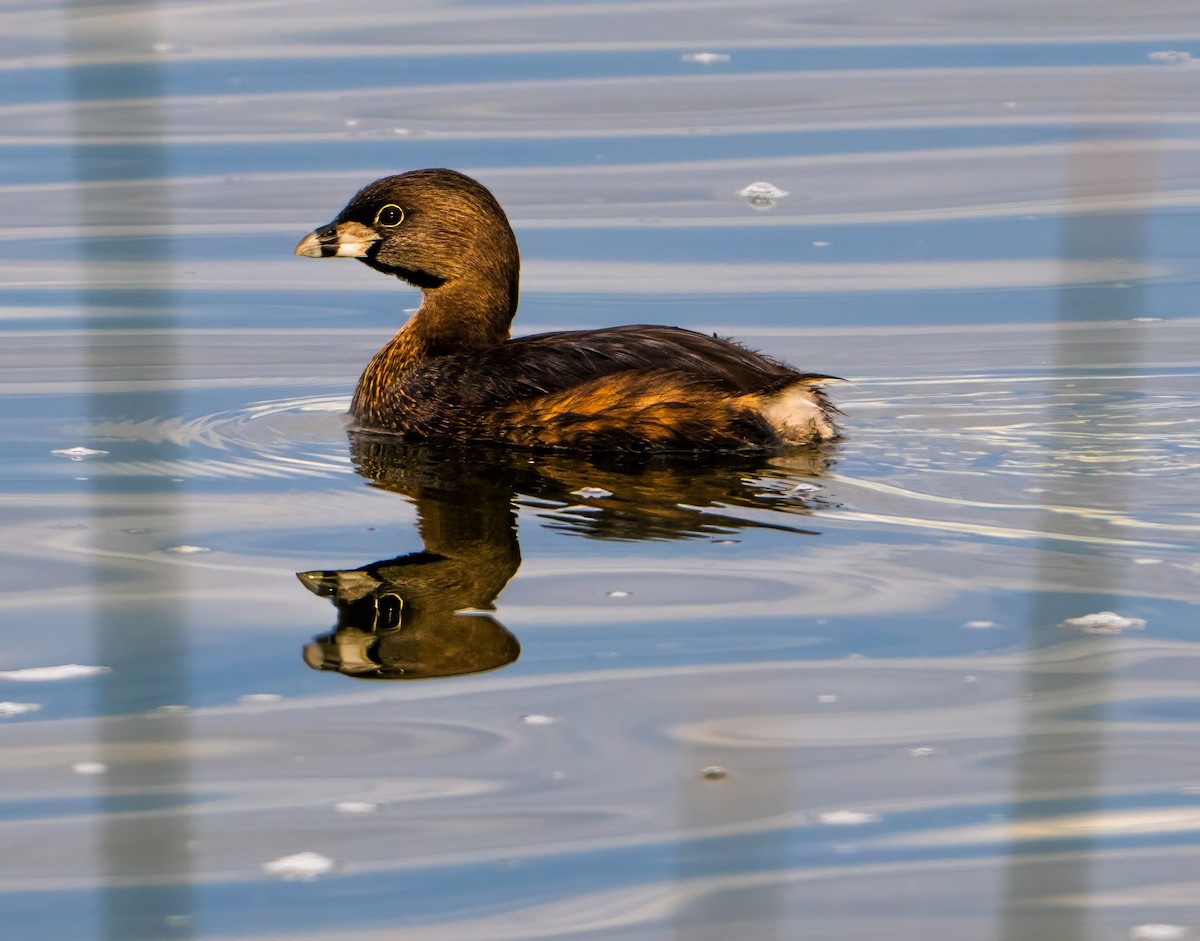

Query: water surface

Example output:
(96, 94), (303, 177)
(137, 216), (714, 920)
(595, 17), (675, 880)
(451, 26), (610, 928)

(2, 1), (1199, 939)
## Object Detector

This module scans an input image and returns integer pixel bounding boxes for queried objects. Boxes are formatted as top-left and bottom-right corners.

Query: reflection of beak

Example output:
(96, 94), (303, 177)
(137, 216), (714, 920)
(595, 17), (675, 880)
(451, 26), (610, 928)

(296, 569), (381, 603)
(302, 628), (377, 673)
(294, 220), (378, 258)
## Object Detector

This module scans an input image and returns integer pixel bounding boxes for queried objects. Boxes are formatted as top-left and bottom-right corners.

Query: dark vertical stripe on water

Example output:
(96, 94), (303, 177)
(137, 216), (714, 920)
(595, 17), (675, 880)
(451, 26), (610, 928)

(1000, 102), (1155, 938)
(66, 2), (193, 938)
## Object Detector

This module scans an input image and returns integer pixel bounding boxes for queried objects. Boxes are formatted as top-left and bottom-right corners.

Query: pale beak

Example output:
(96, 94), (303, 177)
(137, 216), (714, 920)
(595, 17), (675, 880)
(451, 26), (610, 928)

(294, 220), (378, 258)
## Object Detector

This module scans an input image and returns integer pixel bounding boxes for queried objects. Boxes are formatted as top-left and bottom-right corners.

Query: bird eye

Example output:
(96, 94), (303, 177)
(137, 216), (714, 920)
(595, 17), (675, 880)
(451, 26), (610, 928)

(375, 204), (404, 227)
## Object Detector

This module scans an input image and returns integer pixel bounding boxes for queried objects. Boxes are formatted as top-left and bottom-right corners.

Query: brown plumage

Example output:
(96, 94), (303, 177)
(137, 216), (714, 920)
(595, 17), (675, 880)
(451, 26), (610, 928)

(296, 168), (839, 452)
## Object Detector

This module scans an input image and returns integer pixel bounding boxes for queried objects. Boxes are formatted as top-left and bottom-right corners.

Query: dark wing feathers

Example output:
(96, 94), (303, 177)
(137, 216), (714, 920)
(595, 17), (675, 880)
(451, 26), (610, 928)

(366, 324), (837, 447)
(392, 325), (808, 414)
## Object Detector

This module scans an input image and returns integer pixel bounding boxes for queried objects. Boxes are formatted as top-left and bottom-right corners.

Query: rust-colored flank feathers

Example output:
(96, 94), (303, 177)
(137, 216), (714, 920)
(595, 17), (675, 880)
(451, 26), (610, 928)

(295, 168), (839, 452)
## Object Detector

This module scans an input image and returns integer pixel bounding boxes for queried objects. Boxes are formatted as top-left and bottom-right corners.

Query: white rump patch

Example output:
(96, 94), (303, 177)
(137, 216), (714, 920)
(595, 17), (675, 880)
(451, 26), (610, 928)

(757, 383), (836, 444)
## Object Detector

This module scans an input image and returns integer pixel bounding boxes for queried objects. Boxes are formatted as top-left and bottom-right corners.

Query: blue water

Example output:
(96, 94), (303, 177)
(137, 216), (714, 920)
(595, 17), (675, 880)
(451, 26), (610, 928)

(2, 1), (1199, 939)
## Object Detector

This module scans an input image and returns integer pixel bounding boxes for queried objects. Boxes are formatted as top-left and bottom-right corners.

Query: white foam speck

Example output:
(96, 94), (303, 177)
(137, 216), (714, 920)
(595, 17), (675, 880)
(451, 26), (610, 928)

(570, 486), (613, 499)
(963, 620), (997, 629)
(607, 590), (631, 598)
(520, 714), (555, 725)
(146, 704), (189, 717)
(52, 446), (109, 461)
(908, 747), (938, 758)
(1148, 50), (1195, 65)
(239, 693), (283, 704)
(682, 52), (730, 64)
(72, 761), (108, 775)
(1130, 925), (1188, 941)
(753, 479), (819, 498)
(166, 545), (212, 554)
(0, 702), (40, 717)
(1061, 611), (1146, 634)
(0, 664), (110, 682)
(812, 240), (830, 247)
(334, 801), (379, 814)
(263, 851), (334, 880)
(818, 809), (881, 826)
(737, 181), (789, 208)
(817, 694), (838, 704)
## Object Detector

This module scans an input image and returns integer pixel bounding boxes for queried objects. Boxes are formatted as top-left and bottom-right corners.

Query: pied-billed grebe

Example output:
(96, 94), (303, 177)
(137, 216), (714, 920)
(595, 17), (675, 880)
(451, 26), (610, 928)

(295, 168), (838, 451)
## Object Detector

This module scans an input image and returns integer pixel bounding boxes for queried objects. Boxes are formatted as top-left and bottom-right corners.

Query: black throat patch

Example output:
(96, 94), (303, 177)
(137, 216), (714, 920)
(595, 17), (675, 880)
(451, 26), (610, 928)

(358, 254), (446, 289)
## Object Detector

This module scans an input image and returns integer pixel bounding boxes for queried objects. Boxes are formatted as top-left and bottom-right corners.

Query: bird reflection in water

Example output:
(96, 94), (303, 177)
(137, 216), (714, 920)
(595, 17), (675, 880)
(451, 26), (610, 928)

(299, 434), (836, 680)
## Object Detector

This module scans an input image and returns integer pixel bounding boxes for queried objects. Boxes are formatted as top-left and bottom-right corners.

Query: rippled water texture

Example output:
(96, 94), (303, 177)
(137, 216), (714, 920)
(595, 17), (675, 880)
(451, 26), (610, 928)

(2, 1), (1199, 939)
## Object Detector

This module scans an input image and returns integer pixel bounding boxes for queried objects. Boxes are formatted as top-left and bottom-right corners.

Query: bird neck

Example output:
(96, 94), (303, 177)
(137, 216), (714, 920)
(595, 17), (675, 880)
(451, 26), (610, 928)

(407, 271), (517, 354)
(350, 270), (518, 422)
